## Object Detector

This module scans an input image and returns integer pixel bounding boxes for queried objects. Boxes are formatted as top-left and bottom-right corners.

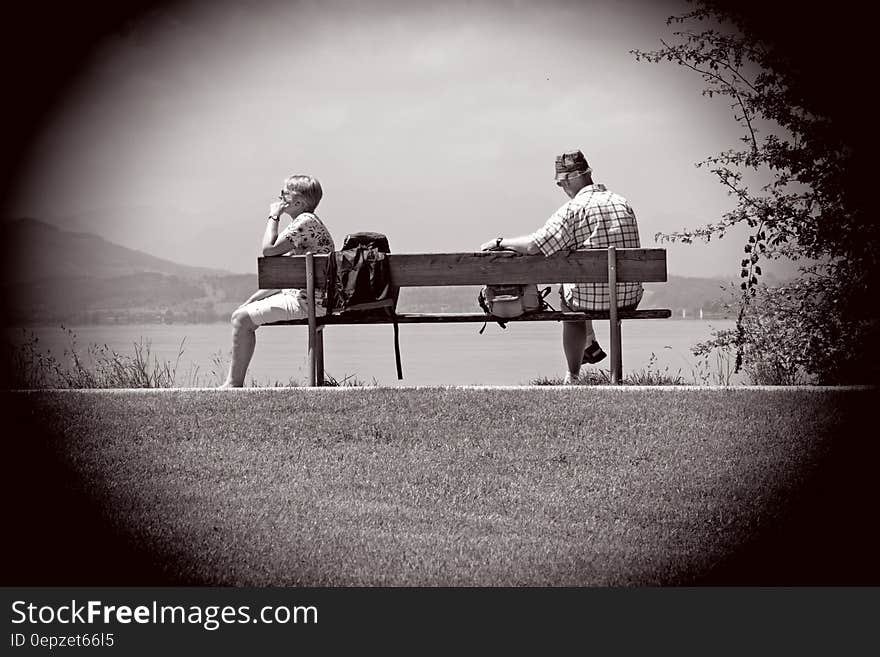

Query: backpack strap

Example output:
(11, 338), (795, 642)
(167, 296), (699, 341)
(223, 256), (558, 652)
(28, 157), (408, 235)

(477, 288), (490, 334)
(389, 277), (402, 380)
(477, 286), (508, 334)
(339, 298), (396, 314)
(539, 285), (556, 312)
(322, 251), (338, 311)
(393, 318), (403, 379)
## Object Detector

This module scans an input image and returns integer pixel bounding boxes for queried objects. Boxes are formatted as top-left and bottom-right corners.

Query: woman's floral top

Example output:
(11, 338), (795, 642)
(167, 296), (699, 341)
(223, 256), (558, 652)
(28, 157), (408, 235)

(277, 212), (335, 299)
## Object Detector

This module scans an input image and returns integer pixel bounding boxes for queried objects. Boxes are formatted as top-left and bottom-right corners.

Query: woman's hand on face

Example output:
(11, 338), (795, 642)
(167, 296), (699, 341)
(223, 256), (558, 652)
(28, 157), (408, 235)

(269, 200), (288, 219)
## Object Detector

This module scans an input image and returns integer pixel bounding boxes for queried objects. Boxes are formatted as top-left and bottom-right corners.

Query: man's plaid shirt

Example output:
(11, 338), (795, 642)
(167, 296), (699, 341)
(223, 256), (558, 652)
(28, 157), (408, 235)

(531, 183), (643, 311)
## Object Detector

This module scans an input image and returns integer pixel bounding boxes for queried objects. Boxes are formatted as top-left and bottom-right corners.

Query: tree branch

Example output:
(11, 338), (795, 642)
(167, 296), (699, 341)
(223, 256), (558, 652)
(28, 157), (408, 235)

(658, 38), (760, 156)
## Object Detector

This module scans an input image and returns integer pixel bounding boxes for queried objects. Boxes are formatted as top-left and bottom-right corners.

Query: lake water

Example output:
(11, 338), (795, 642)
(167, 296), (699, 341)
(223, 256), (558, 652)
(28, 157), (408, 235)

(7, 319), (743, 386)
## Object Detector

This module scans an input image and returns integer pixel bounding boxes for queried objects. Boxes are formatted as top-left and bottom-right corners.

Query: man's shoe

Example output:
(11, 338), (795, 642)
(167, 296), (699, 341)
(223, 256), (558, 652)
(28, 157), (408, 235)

(582, 340), (607, 365)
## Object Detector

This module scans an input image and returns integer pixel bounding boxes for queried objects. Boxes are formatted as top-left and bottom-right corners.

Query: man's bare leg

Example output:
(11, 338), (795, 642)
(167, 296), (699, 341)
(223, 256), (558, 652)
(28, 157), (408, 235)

(220, 308), (258, 388)
(562, 320), (588, 384)
(581, 319), (607, 364)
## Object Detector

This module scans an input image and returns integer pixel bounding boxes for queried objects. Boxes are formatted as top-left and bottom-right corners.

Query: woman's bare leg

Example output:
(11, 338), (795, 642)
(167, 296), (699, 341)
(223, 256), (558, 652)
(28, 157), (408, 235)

(220, 308), (258, 388)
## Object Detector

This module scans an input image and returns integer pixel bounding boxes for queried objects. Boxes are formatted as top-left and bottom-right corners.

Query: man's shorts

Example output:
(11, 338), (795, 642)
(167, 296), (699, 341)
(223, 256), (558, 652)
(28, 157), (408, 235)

(244, 291), (326, 326)
(559, 290), (638, 314)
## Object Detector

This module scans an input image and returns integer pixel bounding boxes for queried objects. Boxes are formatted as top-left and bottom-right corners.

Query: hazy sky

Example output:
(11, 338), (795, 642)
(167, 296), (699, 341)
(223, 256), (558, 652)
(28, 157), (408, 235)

(7, 0), (794, 279)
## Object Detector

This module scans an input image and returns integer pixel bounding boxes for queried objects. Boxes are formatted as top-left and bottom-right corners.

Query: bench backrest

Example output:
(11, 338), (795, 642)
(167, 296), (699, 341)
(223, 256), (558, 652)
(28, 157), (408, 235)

(258, 248), (667, 289)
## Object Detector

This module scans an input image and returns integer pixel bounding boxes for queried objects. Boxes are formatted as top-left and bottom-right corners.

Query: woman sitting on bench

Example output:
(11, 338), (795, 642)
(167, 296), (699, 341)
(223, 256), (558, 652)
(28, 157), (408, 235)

(220, 174), (335, 388)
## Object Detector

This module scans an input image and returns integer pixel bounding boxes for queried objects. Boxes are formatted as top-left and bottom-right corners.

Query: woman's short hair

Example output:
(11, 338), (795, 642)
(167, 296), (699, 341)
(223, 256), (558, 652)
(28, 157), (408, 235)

(283, 175), (323, 212)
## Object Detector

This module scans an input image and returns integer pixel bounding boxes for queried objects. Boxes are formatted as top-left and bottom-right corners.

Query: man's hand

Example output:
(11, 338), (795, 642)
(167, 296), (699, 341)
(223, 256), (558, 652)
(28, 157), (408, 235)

(479, 236), (540, 255)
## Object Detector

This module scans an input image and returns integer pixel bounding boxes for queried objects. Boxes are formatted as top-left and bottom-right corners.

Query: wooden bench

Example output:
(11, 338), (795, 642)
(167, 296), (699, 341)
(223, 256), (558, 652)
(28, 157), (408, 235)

(258, 247), (671, 386)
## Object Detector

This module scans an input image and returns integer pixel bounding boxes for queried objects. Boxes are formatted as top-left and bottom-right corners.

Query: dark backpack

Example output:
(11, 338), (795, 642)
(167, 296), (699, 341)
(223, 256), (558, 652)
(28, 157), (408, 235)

(323, 232), (403, 379)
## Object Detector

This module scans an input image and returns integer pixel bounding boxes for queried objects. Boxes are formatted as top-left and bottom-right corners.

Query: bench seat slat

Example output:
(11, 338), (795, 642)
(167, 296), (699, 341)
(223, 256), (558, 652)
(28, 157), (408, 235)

(265, 309), (672, 326)
(258, 248), (667, 289)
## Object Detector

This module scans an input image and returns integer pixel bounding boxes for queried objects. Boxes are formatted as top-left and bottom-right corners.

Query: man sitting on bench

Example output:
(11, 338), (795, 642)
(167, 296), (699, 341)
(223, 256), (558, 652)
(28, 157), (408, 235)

(479, 149), (643, 384)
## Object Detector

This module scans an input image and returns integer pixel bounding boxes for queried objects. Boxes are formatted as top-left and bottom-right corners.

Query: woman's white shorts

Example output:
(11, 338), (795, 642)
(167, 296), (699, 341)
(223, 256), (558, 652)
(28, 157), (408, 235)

(244, 291), (326, 326)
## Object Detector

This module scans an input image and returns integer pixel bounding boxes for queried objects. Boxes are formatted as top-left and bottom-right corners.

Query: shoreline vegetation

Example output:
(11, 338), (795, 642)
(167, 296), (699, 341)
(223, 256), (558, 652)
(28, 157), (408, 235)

(2, 327), (747, 389)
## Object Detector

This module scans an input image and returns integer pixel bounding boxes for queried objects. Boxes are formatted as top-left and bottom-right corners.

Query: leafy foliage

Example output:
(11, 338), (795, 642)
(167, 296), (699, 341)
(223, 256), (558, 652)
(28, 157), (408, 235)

(632, 0), (877, 384)
(693, 286), (810, 385)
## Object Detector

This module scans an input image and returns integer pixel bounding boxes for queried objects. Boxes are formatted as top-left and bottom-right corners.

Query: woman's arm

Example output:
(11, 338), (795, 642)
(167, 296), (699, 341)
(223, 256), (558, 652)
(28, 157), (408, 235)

(261, 200), (290, 256)
(239, 288), (281, 307)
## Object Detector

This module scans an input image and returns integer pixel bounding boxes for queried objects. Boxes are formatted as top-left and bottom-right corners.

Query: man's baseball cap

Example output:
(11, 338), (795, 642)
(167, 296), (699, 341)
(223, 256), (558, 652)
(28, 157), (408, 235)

(555, 149), (592, 182)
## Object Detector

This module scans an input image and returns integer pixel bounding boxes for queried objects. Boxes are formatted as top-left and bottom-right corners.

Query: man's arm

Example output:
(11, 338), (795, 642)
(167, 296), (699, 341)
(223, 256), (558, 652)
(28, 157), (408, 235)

(485, 202), (573, 256)
(480, 203), (572, 255)
(479, 234), (541, 254)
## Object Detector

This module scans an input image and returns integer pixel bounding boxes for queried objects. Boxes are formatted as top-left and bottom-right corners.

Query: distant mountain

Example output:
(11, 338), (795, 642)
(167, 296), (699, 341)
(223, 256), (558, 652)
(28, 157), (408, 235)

(2, 218), (255, 325)
(1, 219), (741, 325)
(39, 205), (261, 275)
(3, 218), (235, 284)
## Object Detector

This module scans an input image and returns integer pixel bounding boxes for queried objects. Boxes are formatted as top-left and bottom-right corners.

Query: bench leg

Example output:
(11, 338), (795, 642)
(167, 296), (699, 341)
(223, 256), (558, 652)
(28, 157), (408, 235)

(307, 325), (326, 387)
(610, 318), (623, 384)
(607, 247), (623, 385)
(305, 251), (318, 387)
(316, 326), (325, 387)
(307, 326), (316, 387)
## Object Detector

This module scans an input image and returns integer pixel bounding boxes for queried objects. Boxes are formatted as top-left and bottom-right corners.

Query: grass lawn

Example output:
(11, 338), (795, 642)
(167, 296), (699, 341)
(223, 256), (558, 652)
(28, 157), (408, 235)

(4, 387), (878, 586)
